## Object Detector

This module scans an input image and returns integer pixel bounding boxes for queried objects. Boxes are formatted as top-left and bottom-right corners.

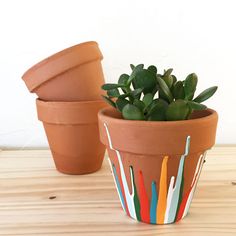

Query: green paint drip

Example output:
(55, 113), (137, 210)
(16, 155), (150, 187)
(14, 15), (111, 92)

(130, 166), (141, 221)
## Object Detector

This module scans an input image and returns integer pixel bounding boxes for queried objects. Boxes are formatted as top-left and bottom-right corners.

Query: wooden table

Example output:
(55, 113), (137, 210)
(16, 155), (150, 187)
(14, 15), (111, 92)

(0, 147), (235, 236)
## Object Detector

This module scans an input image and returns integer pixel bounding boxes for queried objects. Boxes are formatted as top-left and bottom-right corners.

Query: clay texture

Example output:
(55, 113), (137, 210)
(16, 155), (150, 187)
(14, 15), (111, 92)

(98, 107), (218, 224)
(37, 99), (108, 174)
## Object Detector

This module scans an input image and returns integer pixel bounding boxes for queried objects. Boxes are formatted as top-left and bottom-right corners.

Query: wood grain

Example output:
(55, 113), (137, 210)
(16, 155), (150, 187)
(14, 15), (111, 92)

(0, 147), (235, 236)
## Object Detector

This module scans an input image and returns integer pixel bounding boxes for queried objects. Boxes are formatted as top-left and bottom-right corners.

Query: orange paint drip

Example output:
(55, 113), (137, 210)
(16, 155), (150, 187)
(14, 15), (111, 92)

(156, 156), (168, 224)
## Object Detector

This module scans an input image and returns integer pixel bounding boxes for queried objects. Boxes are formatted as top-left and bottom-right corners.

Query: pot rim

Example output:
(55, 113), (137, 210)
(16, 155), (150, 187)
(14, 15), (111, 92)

(98, 107), (218, 127)
(98, 107), (218, 155)
(37, 98), (105, 107)
(22, 41), (103, 92)
(36, 98), (107, 125)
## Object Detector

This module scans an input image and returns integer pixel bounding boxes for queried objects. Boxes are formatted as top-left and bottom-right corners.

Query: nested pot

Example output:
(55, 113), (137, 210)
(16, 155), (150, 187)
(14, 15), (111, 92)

(98, 107), (218, 224)
(36, 99), (108, 174)
(22, 41), (105, 101)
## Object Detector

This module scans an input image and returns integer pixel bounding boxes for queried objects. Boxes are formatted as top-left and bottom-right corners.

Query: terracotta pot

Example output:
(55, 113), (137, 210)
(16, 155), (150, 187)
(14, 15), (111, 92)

(98, 107), (218, 224)
(36, 99), (108, 174)
(22, 41), (105, 101)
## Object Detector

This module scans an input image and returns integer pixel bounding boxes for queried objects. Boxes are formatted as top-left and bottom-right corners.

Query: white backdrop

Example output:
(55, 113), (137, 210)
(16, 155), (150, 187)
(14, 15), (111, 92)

(0, 0), (235, 148)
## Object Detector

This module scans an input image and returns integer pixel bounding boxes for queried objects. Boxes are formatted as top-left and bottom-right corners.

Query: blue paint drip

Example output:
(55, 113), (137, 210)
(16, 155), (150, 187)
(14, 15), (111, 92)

(150, 181), (158, 224)
(112, 164), (126, 213)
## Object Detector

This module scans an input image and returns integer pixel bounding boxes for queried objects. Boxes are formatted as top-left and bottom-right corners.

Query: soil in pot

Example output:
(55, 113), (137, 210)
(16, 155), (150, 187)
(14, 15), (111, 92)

(22, 41), (105, 101)
(98, 107), (218, 224)
(36, 99), (108, 174)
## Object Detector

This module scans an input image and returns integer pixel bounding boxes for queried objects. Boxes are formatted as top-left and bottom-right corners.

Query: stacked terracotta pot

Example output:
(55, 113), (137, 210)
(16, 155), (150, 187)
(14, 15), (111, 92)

(22, 41), (107, 174)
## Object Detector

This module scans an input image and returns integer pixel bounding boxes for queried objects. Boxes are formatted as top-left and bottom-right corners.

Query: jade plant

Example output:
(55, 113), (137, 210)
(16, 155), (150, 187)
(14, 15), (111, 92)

(101, 64), (217, 121)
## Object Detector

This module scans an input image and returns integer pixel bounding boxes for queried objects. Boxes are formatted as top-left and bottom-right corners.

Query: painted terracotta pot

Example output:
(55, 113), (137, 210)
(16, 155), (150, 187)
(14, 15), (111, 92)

(36, 99), (108, 174)
(22, 41), (105, 101)
(98, 107), (218, 224)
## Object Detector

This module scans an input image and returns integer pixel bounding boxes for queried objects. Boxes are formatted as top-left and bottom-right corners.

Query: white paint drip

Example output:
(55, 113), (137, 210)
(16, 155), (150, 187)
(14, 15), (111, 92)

(104, 123), (137, 220)
(107, 158), (126, 212)
(164, 176), (175, 223)
(182, 152), (207, 218)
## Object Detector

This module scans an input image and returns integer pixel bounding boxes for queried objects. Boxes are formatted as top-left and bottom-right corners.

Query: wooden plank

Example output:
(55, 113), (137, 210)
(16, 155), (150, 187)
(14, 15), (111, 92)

(0, 146), (235, 235)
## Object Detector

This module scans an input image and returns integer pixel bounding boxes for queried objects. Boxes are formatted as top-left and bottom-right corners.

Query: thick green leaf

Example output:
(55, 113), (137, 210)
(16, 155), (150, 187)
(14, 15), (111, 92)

(147, 65), (157, 74)
(163, 75), (174, 88)
(157, 76), (173, 103)
(101, 95), (116, 108)
(151, 83), (159, 95)
(193, 86), (218, 103)
(147, 99), (168, 121)
(116, 98), (129, 112)
(142, 93), (154, 107)
(187, 101), (207, 110)
(122, 104), (145, 120)
(107, 88), (120, 98)
(166, 99), (190, 121)
(146, 98), (167, 113)
(131, 88), (143, 97)
(118, 88), (142, 100)
(133, 99), (145, 111)
(102, 83), (126, 90)
(130, 64), (135, 70)
(171, 75), (177, 85)
(132, 69), (157, 94)
(173, 81), (185, 99)
(118, 74), (129, 85)
(127, 64), (144, 85)
(164, 68), (173, 77)
(184, 73), (198, 100)
(118, 93), (130, 99)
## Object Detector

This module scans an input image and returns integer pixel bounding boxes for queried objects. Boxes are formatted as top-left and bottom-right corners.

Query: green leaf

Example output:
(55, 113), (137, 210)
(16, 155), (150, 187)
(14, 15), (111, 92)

(101, 95), (116, 108)
(187, 101), (207, 110)
(118, 88), (143, 100)
(122, 104), (145, 120)
(171, 75), (177, 85)
(118, 93), (130, 99)
(184, 73), (198, 100)
(116, 98), (129, 112)
(147, 65), (157, 74)
(133, 99), (145, 111)
(118, 74), (129, 85)
(107, 88), (120, 98)
(173, 81), (185, 99)
(131, 88), (143, 97)
(193, 86), (218, 103)
(132, 69), (157, 94)
(102, 83), (126, 90)
(163, 74), (174, 88)
(130, 64), (135, 70)
(142, 93), (154, 107)
(127, 64), (144, 85)
(157, 76), (173, 103)
(166, 99), (190, 121)
(164, 68), (173, 77)
(147, 99), (168, 121)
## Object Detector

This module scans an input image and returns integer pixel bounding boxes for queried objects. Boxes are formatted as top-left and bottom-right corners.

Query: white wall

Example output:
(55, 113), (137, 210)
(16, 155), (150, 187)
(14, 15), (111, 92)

(0, 0), (235, 148)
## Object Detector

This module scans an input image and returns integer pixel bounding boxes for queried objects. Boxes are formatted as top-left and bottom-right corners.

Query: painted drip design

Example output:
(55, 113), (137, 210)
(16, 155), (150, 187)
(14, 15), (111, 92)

(104, 123), (206, 224)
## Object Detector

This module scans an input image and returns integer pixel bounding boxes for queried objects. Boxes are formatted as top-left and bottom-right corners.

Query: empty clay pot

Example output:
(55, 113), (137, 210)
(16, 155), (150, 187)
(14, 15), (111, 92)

(36, 99), (108, 174)
(98, 107), (218, 224)
(22, 41), (105, 101)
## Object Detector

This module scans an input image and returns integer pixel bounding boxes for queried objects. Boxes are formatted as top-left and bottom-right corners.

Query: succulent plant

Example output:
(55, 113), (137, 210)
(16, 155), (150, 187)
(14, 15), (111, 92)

(101, 64), (217, 121)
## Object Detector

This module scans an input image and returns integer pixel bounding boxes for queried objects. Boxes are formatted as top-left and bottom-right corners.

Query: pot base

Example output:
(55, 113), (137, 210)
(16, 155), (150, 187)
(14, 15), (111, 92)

(51, 150), (104, 175)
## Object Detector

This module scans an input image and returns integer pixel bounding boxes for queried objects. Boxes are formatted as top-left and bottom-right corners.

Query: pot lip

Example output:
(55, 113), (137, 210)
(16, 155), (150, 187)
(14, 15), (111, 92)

(36, 98), (105, 108)
(98, 107), (218, 127)
(36, 98), (107, 125)
(22, 41), (100, 78)
(22, 41), (103, 92)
